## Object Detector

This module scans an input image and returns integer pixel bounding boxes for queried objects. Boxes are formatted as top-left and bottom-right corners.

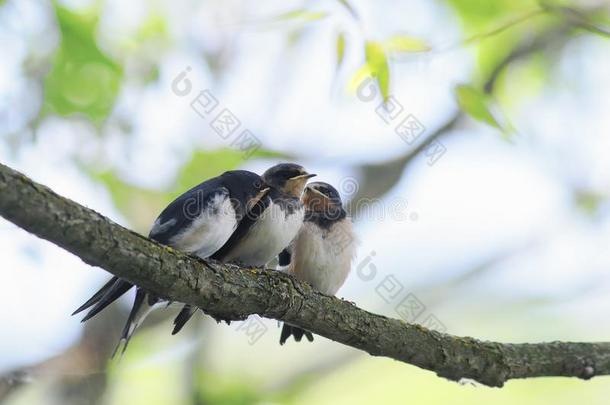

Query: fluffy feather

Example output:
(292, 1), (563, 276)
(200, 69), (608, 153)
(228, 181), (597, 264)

(288, 218), (356, 295)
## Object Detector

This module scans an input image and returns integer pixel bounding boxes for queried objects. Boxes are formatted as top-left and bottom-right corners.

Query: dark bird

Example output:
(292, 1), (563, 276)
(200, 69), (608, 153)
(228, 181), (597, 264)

(72, 163), (315, 354)
(278, 181), (357, 344)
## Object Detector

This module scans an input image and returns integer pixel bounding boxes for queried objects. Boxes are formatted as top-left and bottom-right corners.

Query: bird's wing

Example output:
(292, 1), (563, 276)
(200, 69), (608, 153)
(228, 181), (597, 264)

(148, 170), (263, 247)
(148, 178), (228, 245)
(209, 186), (271, 261)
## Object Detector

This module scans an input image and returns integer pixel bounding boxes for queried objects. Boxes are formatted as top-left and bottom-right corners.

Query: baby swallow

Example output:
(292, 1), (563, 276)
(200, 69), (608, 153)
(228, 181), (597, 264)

(173, 163), (316, 332)
(279, 181), (357, 344)
(72, 163), (314, 353)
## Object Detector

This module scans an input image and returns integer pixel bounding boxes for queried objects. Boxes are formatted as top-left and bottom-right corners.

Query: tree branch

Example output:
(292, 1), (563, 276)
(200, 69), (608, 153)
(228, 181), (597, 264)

(1, 162), (609, 387)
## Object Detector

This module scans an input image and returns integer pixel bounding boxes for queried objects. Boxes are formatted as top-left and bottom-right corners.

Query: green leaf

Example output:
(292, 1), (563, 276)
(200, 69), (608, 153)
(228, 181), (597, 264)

(364, 41), (390, 101)
(574, 189), (605, 217)
(272, 9), (328, 22)
(446, 0), (539, 32)
(136, 13), (168, 42)
(336, 32), (346, 71)
(43, 5), (123, 124)
(383, 35), (431, 53)
(88, 170), (169, 232)
(445, 0), (542, 83)
(347, 63), (373, 93)
(540, 1), (610, 38)
(455, 84), (501, 129)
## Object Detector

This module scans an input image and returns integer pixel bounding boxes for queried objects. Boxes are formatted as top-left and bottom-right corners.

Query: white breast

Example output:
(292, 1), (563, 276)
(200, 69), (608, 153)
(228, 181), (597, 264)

(224, 202), (304, 266)
(165, 193), (238, 258)
(289, 219), (357, 295)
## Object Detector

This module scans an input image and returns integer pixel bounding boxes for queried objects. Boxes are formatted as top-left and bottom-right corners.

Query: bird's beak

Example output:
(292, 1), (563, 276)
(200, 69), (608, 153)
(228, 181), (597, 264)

(306, 186), (326, 198)
(291, 173), (317, 180)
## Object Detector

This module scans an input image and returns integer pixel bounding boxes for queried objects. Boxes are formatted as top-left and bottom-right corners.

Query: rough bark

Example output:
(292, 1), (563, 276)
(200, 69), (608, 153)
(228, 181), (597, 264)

(1, 162), (609, 387)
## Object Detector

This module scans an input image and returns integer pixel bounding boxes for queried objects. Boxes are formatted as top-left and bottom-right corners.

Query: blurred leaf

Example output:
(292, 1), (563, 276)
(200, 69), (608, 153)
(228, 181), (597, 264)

(574, 190), (605, 217)
(455, 84), (502, 130)
(585, 7), (610, 31)
(383, 35), (431, 53)
(540, 1), (610, 38)
(462, 9), (545, 46)
(286, 27), (307, 46)
(496, 51), (547, 109)
(445, 0), (546, 84)
(143, 64), (160, 84)
(177, 149), (250, 191)
(336, 32), (346, 71)
(89, 170), (169, 232)
(576, 19), (610, 38)
(196, 371), (263, 405)
(136, 13), (168, 42)
(177, 148), (288, 192)
(43, 5), (123, 124)
(272, 9), (328, 22)
(364, 41), (390, 101)
(347, 63), (373, 93)
(446, 0), (540, 31)
(106, 327), (190, 405)
(194, 365), (312, 405)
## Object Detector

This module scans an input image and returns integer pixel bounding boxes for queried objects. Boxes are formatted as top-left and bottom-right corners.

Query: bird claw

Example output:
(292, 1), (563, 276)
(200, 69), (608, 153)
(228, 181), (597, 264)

(211, 314), (233, 325)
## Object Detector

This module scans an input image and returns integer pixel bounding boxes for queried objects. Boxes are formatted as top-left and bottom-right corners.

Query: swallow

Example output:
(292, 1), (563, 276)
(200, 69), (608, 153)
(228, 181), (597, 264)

(173, 163), (316, 333)
(72, 163), (315, 354)
(279, 181), (357, 345)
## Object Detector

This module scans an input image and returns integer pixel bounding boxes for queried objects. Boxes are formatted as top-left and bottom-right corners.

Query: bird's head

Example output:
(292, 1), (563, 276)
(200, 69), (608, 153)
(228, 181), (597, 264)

(303, 181), (345, 218)
(262, 163), (316, 198)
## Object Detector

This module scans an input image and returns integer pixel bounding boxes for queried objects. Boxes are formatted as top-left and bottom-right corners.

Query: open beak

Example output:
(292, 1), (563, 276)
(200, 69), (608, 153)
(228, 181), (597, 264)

(306, 185), (326, 198)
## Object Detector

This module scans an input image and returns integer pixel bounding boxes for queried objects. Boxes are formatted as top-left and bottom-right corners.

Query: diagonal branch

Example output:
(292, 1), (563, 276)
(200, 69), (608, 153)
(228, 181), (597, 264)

(1, 162), (609, 387)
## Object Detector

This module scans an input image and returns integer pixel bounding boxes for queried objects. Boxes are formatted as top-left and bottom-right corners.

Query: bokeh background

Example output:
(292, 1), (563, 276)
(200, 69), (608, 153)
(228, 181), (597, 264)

(2, 0), (610, 404)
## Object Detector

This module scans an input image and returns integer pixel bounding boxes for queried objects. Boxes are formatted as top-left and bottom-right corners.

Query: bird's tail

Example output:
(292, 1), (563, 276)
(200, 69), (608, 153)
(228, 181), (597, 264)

(72, 276), (134, 322)
(112, 287), (158, 357)
(172, 304), (198, 335)
(279, 323), (314, 345)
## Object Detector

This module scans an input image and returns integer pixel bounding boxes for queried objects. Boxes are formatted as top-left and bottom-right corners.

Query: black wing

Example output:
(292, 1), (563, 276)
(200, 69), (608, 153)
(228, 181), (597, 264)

(149, 170), (263, 245)
(209, 187), (272, 261)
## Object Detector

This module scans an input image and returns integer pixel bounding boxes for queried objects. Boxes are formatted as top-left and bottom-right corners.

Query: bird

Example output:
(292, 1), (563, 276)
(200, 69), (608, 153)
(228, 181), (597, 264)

(172, 163), (316, 333)
(71, 163), (315, 354)
(278, 181), (357, 344)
